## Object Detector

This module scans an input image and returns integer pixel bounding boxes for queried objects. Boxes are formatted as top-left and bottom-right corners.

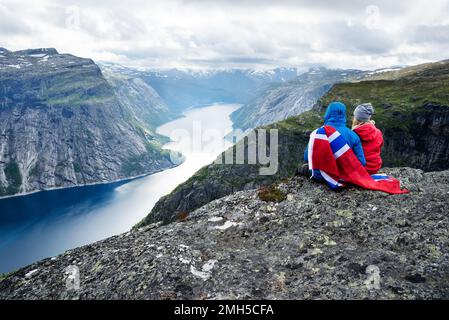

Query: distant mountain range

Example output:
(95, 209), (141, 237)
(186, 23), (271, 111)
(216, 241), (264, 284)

(99, 63), (387, 134)
(99, 62), (301, 112)
(102, 63), (410, 134)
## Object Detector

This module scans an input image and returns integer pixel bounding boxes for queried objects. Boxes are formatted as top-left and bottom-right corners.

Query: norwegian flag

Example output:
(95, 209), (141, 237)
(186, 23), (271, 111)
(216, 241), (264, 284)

(307, 126), (409, 194)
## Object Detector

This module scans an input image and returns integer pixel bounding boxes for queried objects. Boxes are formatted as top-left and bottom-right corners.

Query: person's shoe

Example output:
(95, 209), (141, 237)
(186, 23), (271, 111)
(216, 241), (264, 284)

(295, 164), (310, 177)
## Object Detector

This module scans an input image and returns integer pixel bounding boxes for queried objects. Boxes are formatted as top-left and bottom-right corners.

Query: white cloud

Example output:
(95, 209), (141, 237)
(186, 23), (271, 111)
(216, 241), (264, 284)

(0, 0), (448, 70)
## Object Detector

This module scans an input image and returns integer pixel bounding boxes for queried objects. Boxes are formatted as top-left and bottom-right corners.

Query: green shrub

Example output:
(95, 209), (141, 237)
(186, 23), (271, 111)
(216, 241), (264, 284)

(73, 163), (82, 173)
(4, 161), (22, 194)
(121, 155), (145, 176)
(258, 184), (287, 203)
(29, 163), (40, 177)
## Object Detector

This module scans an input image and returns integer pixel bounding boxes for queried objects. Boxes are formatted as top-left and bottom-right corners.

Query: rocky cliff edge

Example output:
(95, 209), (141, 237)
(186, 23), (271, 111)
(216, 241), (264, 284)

(1, 167), (448, 300)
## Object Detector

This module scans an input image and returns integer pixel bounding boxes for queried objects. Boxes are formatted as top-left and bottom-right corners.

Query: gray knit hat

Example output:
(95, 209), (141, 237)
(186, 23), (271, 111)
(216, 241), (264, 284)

(354, 103), (374, 122)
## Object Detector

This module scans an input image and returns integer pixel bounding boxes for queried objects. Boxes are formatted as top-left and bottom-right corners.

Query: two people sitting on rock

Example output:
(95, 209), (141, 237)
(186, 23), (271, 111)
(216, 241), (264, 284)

(301, 101), (384, 178)
(302, 101), (367, 180)
(299, 101), (406, 194)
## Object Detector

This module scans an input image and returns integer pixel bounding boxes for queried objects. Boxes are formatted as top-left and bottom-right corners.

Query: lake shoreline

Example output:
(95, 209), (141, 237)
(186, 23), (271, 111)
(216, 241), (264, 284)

(0, 163), (180, 201)
(0, 103), (240, 201)
(0, 103), (240, 274)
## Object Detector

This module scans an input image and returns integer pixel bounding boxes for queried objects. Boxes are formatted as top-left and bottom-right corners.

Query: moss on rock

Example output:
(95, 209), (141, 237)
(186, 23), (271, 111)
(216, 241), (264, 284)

(258, 184), (287, 203)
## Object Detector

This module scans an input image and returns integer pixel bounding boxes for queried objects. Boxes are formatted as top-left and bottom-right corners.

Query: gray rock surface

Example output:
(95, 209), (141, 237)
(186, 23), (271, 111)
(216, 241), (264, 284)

(0, 48), (176, 197)
(1, 168), (448, 300)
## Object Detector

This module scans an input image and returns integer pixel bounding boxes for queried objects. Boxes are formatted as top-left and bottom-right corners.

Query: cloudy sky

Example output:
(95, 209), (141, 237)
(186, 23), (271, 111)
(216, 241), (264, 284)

(1, 0), (449, 70)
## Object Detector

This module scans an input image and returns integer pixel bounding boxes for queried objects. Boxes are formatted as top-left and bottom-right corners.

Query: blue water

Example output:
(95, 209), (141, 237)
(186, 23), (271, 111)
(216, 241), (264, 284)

(0, 104), (239, 274)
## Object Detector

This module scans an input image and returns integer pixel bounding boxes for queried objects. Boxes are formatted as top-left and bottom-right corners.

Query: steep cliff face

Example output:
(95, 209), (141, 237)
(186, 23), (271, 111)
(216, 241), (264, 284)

(2, 168), (449, 300)
(230, 81), (330, 132)
(101, 67), (178, 129)
(231, 68), (367, 131)
(140, 61), (449, 227)
(0, 48), (176, 197)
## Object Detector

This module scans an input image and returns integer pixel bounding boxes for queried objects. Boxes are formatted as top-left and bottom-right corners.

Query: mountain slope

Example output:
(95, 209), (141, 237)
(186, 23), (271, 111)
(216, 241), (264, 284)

(363, 60), (449, 81)
(0, 48), (176, 197)
(231, 68), (367, 131)
(139, 60), (449, 227)
(1, 168), (448, 299)
(103, 70), (178, 130)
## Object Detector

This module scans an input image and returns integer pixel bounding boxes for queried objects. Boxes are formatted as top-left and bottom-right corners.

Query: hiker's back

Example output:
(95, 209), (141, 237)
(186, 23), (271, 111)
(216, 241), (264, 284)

(328, 122), (360, 148)
(321, 102), (366, 165)
(303, 101), (366, 172)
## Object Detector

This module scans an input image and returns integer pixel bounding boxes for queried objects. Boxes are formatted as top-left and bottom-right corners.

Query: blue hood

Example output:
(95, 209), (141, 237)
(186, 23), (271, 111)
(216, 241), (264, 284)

(324, 102), (347, 127)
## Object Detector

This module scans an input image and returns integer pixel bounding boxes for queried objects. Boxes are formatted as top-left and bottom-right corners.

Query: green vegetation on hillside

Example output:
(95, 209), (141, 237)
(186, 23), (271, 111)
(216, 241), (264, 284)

(73, 163), (82, 173)
(121, 142), (174, 177)
(267, 108), (323, 132)
(320, 60), (449, 132)
(29, 163), (40, 177)
(4, 161), (22, 195)
(121, 155), (146, 176)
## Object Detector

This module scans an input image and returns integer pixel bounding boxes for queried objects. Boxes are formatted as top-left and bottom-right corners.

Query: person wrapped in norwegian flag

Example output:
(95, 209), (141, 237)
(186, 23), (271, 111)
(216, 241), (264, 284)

(303, 101), (366, 179)
(300, 101), (408, 194)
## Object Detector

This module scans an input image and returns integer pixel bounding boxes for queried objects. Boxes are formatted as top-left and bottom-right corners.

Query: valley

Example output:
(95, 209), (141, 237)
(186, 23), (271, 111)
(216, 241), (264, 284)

(1, 48), (448, 300)
(0, 103), (238, 274)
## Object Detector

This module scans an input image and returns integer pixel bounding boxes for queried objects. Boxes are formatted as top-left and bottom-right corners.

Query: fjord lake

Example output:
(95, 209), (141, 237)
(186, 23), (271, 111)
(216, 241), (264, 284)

(0, 104), (239, 274)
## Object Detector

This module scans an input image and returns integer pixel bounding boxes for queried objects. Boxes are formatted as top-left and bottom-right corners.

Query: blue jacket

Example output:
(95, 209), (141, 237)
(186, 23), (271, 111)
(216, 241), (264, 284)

(304, 102), (366, 166)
